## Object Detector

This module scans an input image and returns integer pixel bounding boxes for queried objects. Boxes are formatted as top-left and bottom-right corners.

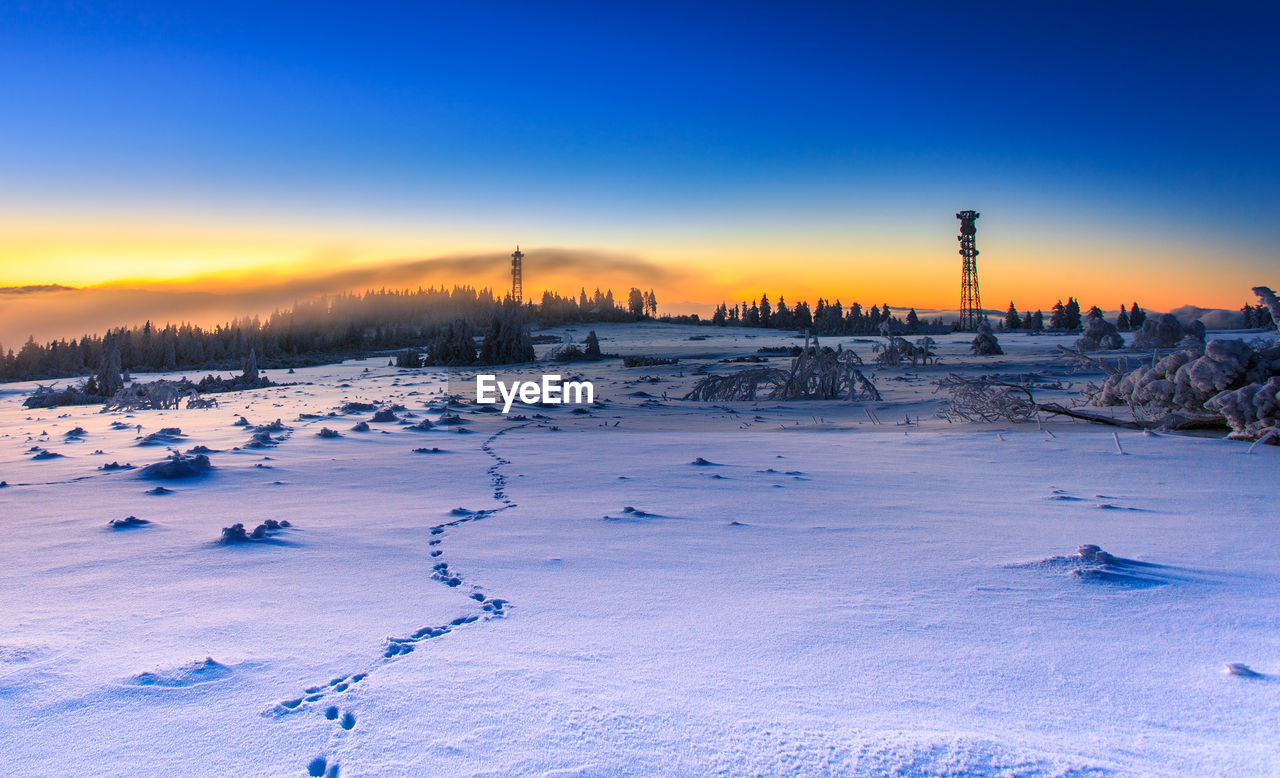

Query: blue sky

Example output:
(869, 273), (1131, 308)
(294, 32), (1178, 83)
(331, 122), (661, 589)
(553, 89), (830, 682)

(0, 1), (1276, 312)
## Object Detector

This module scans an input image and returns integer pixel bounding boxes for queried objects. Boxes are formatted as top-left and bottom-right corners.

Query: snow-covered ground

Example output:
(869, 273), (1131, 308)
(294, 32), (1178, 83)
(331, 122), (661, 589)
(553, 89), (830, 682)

(2, 323), (1277, 776)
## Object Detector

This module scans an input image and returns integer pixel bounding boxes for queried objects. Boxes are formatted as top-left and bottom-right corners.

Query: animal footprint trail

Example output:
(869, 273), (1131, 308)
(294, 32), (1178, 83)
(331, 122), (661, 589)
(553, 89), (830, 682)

(276, 420), (528, 777)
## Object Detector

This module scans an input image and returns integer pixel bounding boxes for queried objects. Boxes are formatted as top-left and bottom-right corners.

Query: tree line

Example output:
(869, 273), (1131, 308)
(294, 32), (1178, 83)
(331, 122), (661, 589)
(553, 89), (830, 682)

(1000, 299), (1273, 332)
(702, 294), (946, 335)
(0, 284), (651, 383)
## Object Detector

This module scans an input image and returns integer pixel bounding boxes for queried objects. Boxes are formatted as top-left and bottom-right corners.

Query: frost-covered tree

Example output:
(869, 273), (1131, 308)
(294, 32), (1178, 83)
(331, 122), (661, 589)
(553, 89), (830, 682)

(1130, 313), (1204, 350)
(1004, 302), (1021, 330)
(584, 330), (602, 358)
(1128, 302), (1146, 328)
(98, 342), (124, 398)
(793, 301), (812, 330)
(478, 312), (534, 365)
(1049, 300), (1067, 330)
(428, 320), (478, 365)
(1252, 286), (1280, 332)
(969, 320), (1003, 356)
(1116, 306), (1131, 331)
(1064, 298), (1082, 331)
(1074, 313), (1124, 351)
(1087, 337), (1280, 440)
(241, 348), (259, 383)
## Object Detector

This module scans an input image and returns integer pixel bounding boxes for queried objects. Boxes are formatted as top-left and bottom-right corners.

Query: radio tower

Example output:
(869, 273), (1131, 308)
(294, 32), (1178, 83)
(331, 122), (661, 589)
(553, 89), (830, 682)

(511, 245), (524, 304)
(956, 211), (983, 331)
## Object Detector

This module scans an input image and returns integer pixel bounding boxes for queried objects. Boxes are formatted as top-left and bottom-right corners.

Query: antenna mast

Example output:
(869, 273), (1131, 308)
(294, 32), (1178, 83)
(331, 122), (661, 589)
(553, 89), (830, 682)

(511, 245), (524, 304)
(956, 211), (982, 331)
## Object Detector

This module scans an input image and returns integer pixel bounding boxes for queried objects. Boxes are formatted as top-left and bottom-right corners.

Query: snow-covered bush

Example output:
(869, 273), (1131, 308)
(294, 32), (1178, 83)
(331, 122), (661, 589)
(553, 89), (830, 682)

(139, 452), (213, 479)
(1074, 315), (1124, 352)
(221, 518), (291, 543)
(1253, 286), (1280, 332)
(1130, 313), (1204, 350)
(23, 383), (107, 409)
(1086, 337), (1280, 438)
(1204, 376), (1280, 441)
(969, 321), (1003, 356)
(108, 516), (150, 530)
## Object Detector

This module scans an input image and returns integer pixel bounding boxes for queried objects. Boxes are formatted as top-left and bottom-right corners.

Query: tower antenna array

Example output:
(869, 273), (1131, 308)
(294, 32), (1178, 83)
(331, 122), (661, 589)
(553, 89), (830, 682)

(956, 211), (982, 331)
(511, 245), (524, 304)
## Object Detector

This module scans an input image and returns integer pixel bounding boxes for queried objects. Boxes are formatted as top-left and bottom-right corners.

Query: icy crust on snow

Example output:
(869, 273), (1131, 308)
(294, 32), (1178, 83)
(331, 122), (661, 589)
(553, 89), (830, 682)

(0, 324), (1278, 776)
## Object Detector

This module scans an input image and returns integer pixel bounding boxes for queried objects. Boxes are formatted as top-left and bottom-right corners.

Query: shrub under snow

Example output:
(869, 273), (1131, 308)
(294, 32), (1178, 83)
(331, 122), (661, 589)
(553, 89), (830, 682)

(1074, 315), (1124, 352)
(139, 452), (213, 479)
(1086, 337), (1280, 439)
(969, 321), (1003, 356)
(1130, 313), (1205, 350)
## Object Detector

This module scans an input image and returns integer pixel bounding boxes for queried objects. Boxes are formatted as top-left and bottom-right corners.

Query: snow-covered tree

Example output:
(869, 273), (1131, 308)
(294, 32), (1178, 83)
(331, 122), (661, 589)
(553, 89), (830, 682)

(1252, 286), (1280, 332)
(1004, 302), (1021, 330)
(1074, 314), (1124, 351)
(1130, 314), (1204, 350)
(969, 320), (1003, 356)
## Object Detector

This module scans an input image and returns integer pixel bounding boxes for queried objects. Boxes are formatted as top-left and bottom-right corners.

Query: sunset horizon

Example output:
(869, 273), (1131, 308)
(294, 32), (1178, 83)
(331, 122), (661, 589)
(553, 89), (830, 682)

(2, 3), (1275, 346)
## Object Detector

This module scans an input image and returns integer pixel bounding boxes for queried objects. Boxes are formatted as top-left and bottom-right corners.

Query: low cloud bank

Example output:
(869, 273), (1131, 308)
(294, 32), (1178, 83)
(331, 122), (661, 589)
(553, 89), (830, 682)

(0, 248), (697, 345)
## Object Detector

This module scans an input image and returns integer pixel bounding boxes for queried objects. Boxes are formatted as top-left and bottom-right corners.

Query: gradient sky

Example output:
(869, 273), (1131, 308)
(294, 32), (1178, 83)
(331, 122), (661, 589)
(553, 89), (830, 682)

(1, 1), (1277, 340)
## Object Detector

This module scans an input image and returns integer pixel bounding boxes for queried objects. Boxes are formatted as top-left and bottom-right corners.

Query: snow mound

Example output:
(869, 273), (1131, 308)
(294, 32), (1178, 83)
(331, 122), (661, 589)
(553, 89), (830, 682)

(107, 516), (151, 530)
(137, 428), (185, 446)
(1013, 545), (1169, 587)
(221, 519), (292, 543)
(317, 427), (341, 438)
(126, 657), (232, 688)
(245, 431), (279, 448)
(139, 452), (213, 480)
(1226, 662), (1265, 678)
(838, 731), (1112, 776)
